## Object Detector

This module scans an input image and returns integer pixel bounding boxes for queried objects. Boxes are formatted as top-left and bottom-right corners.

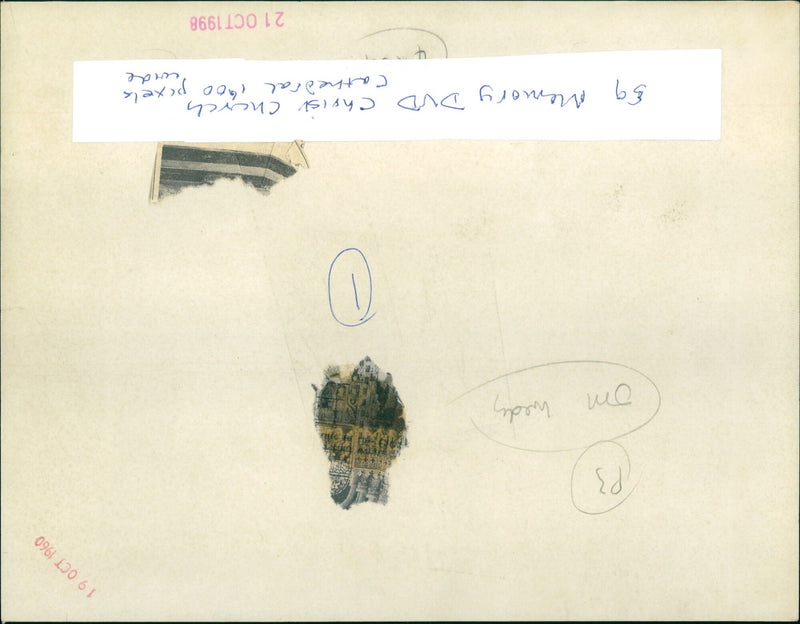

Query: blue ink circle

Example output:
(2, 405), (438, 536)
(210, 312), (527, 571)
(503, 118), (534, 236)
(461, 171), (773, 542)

(328, 247), (376, 327)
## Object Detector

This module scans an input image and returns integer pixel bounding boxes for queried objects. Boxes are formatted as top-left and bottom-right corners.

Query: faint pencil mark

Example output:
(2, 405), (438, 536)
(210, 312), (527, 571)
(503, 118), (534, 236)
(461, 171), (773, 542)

(357, 27), (448, 60)
(283, 333), (305, 413)
(571, 440), (640, 515)
(452, 361), (661, 453)
(138, 49), (179, 59)
(491, 273), (512, 404)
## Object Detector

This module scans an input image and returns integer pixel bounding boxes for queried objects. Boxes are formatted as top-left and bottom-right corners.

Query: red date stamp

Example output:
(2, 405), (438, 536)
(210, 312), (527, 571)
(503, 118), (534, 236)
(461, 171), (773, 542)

(190, 11), (284, 31)
(34, 536), (97, 598)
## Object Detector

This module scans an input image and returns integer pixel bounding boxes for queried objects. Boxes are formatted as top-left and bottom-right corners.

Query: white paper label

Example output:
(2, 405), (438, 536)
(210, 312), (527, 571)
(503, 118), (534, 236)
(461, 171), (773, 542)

(73, 50), (721, 142)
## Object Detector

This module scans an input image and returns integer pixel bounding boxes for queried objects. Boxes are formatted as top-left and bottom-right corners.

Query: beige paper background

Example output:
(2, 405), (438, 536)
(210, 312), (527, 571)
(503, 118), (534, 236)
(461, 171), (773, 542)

(1, 1), (798, 620)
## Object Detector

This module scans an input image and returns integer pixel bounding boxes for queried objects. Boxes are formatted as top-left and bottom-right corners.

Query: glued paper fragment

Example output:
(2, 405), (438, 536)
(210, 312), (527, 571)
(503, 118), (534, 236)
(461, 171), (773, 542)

(150, 140), (308, 202)
(313, 357), (407, 509)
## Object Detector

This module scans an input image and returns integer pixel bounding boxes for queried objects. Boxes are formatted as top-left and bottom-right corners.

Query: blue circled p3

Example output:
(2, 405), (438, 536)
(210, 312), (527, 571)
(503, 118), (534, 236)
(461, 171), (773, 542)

(328, 247), (376, 327)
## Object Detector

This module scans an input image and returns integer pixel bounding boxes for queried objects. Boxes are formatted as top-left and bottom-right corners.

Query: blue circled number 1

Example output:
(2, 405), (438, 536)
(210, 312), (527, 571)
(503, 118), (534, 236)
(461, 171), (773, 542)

(328, 248), (376, 327)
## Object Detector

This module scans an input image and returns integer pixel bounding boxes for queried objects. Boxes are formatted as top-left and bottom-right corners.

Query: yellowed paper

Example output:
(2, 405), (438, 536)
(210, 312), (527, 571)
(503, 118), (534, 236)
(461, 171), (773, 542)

(1, 2), (798, 620)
